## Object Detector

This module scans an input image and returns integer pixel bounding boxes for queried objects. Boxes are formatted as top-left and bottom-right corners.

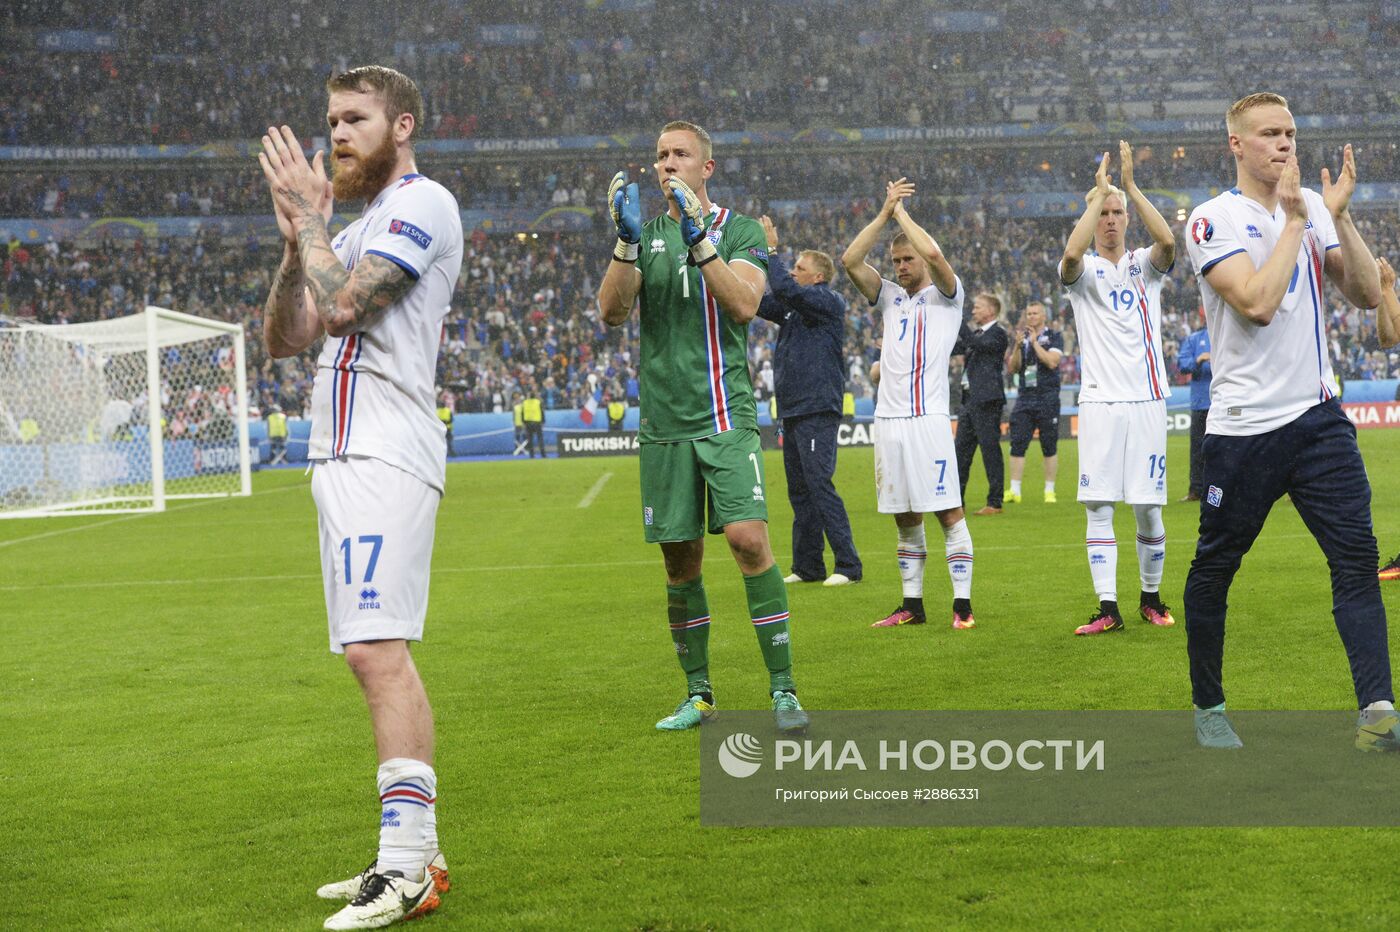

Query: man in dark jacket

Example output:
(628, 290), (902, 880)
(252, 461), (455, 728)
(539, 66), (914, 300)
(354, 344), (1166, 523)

(758, 215), (862, 586)
(954, 292), (1009, 514)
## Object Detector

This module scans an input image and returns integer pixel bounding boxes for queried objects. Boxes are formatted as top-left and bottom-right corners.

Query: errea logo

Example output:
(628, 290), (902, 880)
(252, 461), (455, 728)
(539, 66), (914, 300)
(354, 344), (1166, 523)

(650, 238), (666, 254)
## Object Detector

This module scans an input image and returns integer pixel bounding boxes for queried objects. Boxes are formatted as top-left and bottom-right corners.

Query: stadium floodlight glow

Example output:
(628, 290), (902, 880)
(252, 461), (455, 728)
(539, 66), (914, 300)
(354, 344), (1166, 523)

(0, 306), (252, 518)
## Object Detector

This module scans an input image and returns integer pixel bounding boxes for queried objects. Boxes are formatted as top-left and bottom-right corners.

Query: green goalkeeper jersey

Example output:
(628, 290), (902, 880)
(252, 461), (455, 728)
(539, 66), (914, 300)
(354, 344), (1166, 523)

(635, 205), (769, 443)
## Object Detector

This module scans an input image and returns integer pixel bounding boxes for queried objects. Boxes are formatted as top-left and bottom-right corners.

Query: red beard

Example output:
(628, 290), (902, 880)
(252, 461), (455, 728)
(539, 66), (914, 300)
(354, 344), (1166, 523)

(331, 125), (398, 202)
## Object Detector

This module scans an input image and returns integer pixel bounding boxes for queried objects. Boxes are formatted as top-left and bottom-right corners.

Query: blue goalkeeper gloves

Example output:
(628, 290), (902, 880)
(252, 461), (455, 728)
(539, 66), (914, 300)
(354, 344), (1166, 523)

(608, 171), (641, 262)
(666, 176), (717, 267)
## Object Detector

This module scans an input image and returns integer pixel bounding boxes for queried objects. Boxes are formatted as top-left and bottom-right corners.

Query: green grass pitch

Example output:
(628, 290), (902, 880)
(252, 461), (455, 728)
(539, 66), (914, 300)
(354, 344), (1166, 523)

(5, 431), (1400, 929)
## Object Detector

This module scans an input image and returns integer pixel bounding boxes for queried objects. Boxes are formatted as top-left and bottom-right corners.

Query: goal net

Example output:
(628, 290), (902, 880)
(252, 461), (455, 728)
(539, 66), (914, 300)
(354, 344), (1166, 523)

(0, 306), (251, 518)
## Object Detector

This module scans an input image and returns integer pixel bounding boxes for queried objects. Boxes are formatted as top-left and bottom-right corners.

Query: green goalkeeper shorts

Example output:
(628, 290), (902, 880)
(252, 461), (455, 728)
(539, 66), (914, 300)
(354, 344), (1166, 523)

(639, 429), (769, 542)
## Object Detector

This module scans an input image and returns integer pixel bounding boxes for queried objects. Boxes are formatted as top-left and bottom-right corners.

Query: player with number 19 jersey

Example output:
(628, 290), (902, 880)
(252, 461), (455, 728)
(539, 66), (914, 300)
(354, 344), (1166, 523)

(1060, 248), (1171, 403)
(634, 205), (769, 442)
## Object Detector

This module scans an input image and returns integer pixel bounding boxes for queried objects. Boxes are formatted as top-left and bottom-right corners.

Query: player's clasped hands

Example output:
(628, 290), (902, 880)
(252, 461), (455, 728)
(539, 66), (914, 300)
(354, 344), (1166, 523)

(259, 125), (332, 237)
(883, 177), (916, 215)
(1119, 140), (1136, 192)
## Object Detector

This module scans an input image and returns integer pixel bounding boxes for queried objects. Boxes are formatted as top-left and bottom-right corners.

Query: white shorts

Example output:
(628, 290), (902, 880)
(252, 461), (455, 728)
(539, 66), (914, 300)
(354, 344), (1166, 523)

(311, 456), (442, 654)
(1076, 400), (1167, 504)
(873, 415), (963, 514)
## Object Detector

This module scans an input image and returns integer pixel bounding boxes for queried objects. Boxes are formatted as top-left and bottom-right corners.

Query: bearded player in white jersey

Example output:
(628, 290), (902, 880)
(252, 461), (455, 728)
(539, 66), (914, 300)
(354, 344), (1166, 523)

(1182, 93), (1394, 752)
(1059, 141), (1176, 637)
(260, 66), (462, 930)
(843, 179), (976, 631)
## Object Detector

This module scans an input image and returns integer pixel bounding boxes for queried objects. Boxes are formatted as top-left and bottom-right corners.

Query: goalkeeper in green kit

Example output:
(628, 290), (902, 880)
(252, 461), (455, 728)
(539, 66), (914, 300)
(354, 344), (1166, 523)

(596, 121), (808, 734)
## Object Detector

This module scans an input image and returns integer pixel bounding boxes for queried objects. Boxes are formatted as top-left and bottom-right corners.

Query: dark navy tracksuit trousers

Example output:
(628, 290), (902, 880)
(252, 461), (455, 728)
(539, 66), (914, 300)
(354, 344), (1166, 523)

(783, 412), (861, 581)
(1183, 398), (1391, 709)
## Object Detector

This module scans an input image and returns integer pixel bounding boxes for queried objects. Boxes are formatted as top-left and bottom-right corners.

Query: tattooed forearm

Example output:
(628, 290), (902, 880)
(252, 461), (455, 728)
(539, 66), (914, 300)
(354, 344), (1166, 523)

(263, 250), (319, 357)
(293, 213), (414, 337)
(294, 219), (351, 326)
(342, 255), (416, 329)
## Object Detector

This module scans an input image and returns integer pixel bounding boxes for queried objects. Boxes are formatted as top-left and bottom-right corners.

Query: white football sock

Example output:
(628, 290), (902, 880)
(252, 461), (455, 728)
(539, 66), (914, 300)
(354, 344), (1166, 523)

(1084, 502), (1117, 602)
(1133, 503), (1166, 592)
(377, 758), (437, 880)
(896, 523), (927, 599)
(942, 518), (973, 600)
(1009, 479), (1022, 496)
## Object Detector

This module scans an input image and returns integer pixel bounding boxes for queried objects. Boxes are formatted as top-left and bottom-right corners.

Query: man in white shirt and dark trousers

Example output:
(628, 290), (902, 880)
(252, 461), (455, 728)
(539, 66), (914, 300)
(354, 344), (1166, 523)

(1183, 92), (1395, 752)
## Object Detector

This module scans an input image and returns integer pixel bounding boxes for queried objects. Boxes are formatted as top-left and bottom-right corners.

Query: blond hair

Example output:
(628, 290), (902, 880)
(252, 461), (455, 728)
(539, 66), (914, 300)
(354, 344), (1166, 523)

(659, 120), (713, 161)
(798, 249), (836, 283)
(326, 66), (424, 144)
(1226, 92), (1289, 134)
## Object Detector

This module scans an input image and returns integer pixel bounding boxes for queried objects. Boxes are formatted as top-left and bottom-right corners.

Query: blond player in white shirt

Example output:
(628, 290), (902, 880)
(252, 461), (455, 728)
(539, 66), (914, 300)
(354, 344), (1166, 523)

(1059, 141), (1176, 637)
(1181, 92), (1394, 753)
(260, 66), (459, 930)
(842, 179), (976, 631)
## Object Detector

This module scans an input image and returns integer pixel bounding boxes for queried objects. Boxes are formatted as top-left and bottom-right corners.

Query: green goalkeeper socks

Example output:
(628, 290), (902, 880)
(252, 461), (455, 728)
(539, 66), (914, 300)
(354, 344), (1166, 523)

(744, 565), (795, 693)
(666, 576), (712, 697)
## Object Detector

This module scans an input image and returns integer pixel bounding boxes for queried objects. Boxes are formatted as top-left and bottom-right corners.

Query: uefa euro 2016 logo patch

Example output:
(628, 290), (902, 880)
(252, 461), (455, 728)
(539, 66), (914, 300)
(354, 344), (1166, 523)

(1191, 217), (1214, 244)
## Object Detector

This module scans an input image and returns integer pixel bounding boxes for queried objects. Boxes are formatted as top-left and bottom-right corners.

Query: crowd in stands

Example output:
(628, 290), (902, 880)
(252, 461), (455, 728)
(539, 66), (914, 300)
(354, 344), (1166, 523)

(6, 139), (1399, 221)
(3, 0), (1395, 146)
(6, 203), (1399, 421)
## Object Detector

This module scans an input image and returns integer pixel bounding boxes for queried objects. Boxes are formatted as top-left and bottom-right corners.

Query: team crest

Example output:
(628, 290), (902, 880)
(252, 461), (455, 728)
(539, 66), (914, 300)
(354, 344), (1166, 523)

(1191, 217), (1214, 244)
(706, 227), (723, 246)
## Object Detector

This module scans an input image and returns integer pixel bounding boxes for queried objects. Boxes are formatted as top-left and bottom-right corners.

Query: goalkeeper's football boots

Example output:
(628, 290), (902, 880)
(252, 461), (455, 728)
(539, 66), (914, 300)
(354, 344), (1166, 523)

(872, 606), (925, 627)
(1380, 553), (1400, 581)
(772, 690), (809, 734)
(656, 694), (717, 730)
(1074, 607), (1124, 636)
(1356, 707), (1400, 752)
(1194, 705), (1243, 749)
(318, 852), (450, 901)
(323, 869), (439, 930)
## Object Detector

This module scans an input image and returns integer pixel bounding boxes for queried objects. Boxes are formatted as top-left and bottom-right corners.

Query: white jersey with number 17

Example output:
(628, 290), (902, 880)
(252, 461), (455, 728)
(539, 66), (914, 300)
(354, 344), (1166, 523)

(308, 172), (464, 493)
(1059, 248), (1171, 403)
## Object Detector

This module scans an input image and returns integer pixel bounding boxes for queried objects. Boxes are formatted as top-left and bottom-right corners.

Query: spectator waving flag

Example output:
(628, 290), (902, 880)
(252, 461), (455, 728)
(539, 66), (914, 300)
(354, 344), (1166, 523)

(580, 395), (598, 425)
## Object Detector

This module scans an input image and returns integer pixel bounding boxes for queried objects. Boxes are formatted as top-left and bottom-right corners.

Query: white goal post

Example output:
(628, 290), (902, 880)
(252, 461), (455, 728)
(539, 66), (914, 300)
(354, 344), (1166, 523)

(0, 306), (252, 518)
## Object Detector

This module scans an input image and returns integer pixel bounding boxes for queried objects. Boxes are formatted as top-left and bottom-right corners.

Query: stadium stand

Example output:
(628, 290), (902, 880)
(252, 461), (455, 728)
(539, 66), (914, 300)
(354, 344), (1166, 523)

(3, 0), (1399, 426)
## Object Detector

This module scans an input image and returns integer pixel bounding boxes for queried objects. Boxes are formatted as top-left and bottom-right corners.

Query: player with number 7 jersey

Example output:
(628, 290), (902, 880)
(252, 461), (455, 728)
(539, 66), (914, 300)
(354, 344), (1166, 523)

(842, 178), (976, 632)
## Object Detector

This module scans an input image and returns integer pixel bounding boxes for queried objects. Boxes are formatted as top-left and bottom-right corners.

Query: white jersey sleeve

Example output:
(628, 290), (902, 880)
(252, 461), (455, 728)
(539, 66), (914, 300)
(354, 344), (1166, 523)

(359, 179), (453, 280)
(309, 174), (464, 492)
(1186, 187), (1340, 436)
